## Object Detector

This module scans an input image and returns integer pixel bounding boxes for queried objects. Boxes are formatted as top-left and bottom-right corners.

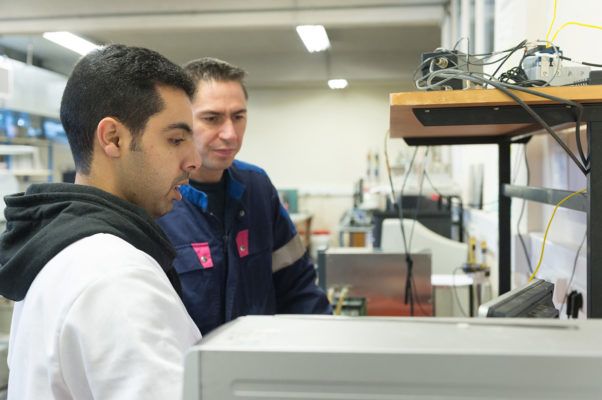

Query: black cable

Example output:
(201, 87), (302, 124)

(423, 169), (443, 197)
(401, 147), (419, 198)
(559, 232), (587, 317)
(404, 152), (428, 316)
(439, 72), (589, 175)
(494, 79), (588, 171)
(401, 148), (430, 316)
(452, 37), (468, 51)
(480, 200), (499, 210)
(498, 66), (547, 87)
(560, 55), (602, 68)
(410, 274), (430, 316)
(419, 40), (528, 89)
(408, 147), (429, 252)
(404, 147), (440, 316)
(492, 77), (588, 170)
(420, 65), (589, 171)
(586, 123), (592, 165)
(398, 147), (419, 316)
(384, 130), (398, 207)
(413, 40), (530, 87)
(423, 168), (464, 243)
(468, 41), (531, 57)
(467, 53), (522, 67)
(489, 40), (528, 84)
(398, 147), (419, 255)
(494, 83), (587, 174)
(383, 131), (420, 316)
(452, 267), (469, 317)
(562, 79), (590, 86)
(575, 121), (588, 170)
(516, 144), (533, 273)
(392, 146), (419, 315)
(511, 141), (525, 185)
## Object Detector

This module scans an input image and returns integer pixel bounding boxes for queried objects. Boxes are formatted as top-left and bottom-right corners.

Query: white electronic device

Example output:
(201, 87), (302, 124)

(523, 53), (590, 86)
(183, 315), (602, 400)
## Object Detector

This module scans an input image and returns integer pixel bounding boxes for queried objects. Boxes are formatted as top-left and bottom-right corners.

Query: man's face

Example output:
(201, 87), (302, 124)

(191, 80), (247, 182)
(116, 85), (201, 218)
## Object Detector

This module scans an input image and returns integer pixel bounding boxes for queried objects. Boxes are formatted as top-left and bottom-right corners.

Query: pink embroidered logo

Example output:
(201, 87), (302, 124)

(236, 230), (249, 258)
(191, 242), (214, 269)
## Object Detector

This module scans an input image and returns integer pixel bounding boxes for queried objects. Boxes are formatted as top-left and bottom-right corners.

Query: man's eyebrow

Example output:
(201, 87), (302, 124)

(197, 108), (247, 115)
(163, 122), (192, 134)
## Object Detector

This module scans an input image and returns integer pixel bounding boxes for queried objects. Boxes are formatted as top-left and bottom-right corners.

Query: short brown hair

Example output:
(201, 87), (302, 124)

(183, 57), (248, 99)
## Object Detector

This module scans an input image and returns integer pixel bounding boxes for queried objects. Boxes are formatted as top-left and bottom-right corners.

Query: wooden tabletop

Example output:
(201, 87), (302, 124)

(390, 86), (602, 139)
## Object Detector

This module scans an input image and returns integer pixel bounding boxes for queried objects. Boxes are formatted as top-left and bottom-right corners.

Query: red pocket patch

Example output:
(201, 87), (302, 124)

(191, 242), (214, 269)
(236, 230), (249, 258)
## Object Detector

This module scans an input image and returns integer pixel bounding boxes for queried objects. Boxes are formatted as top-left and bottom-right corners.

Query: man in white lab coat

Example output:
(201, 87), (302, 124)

(0, 44), (202, 399)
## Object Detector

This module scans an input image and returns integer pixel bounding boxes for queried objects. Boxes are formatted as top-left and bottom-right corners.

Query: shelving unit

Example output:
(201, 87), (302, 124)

(0, 137), (53, 183)
(389, 85), (602, 318)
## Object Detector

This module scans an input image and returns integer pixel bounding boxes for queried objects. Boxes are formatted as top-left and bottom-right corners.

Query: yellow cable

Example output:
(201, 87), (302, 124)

(327, 286), (335, 304)
(334, 286), (349, 316)
(545, 0), (602, 45)
(551, 21), (602, 43)
(545, 0), (558, 44)
(529, 188), (586, 282)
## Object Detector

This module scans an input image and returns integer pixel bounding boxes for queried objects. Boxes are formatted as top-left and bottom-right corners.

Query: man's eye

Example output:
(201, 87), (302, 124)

(170, 138), (185, 145)
(202, 116), (218, 123)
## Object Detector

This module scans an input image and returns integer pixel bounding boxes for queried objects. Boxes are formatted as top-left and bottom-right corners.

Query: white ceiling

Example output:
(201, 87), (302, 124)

(0, 0), (446, 88)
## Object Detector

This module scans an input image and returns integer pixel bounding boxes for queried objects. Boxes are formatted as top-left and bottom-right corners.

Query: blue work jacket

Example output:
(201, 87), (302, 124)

(158, 160), (332, 334)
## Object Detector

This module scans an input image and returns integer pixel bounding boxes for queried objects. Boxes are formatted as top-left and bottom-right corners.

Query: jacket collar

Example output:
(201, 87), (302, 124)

(182, 164), (246, 210)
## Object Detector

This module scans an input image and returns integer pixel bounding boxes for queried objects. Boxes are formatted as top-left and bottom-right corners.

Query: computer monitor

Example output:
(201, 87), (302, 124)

(478, 278), (558, 318)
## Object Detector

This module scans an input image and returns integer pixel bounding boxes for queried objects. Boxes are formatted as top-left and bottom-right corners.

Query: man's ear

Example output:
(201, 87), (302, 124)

(96, 117), (124, 158)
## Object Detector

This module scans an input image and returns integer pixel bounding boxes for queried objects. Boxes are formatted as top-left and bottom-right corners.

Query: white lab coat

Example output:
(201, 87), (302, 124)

(7, 233), (201, 400)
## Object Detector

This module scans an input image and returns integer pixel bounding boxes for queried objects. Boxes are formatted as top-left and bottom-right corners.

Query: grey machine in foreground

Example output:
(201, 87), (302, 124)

(183, 315), (602, 399)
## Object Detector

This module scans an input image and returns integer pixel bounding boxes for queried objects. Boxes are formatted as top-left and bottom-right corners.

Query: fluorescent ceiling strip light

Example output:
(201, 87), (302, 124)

(296, 25), (331, 53)
(43, 31), (100, 55)
(328, 79), (348, 89)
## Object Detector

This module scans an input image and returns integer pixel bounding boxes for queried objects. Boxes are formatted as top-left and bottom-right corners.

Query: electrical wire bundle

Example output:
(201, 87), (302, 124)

(414, 45), (591, 175)
(413, 40), (560, 90)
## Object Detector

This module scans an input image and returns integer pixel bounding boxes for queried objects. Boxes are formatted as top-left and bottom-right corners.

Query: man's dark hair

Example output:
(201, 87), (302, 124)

(182, 57), (248, 100)
(60, 44), (196, 174)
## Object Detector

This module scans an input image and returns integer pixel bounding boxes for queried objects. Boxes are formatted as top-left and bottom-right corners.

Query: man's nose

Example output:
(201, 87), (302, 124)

(184, 142), (202, 172)
(219, 118), (237, 141)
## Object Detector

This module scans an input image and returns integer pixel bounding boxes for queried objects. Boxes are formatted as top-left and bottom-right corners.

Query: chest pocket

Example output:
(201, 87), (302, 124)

(173, 242), (219, 274)
(232, 227), (276, 314)
(172, 243), (220, 301)
(172, 242), (223, 331)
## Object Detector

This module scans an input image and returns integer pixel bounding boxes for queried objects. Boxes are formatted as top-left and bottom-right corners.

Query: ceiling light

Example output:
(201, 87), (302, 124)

(328, 79), (348, 90)
(296, 25), (331, 53)
(43, 32), (100, 56)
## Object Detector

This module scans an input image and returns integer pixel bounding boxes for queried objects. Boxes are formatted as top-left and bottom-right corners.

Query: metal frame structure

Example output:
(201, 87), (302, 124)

(393, 100), (602, 318)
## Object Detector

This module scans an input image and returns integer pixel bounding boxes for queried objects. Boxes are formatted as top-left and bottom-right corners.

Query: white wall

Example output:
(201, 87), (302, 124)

(238, 84), (411, 234)
(241, 85), (399, 190)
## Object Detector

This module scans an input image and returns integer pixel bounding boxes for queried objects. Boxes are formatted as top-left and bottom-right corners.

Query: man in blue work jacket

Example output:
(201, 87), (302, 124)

(158, 57), (332, 335)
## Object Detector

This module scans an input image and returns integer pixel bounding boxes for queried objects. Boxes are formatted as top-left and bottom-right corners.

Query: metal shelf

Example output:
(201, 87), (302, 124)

(503, 185), (588, 212)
